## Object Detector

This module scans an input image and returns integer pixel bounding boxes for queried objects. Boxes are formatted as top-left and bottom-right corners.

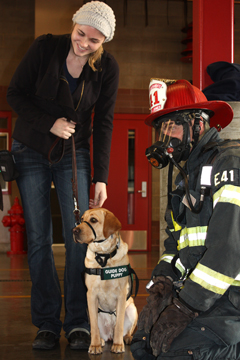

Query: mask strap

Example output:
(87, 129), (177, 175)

(192, 114), (202, 149)
(165, 161), (174, 225)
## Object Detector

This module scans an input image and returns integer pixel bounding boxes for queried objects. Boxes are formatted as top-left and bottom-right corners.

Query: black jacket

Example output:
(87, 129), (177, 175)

(7, 34), (119, 184)
(152, 128), (240, 344)
(203, 61), (240, 101)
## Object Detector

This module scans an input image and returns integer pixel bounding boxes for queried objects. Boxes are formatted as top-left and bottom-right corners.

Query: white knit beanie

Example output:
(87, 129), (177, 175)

(72, 1), (116, 43)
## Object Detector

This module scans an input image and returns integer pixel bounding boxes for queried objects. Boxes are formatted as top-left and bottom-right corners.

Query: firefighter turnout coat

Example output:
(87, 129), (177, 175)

(153, 127), (240, 348)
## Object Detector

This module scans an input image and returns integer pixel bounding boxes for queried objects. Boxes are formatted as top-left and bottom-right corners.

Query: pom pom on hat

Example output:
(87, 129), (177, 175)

(72, 1), (116, 43)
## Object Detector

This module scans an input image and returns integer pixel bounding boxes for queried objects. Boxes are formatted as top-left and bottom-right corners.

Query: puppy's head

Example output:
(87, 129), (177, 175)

(73, 208), (121, 244)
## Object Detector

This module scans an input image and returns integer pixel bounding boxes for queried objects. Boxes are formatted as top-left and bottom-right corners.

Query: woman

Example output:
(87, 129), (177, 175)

(7, 1), (119, 350)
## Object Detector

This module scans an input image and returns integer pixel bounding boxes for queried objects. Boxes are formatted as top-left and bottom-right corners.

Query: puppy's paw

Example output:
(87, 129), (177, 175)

(111, 343), (125, 353)
(124, 334), (133, 345)
(88, 344), (103, 354)
(100, 338), (105, 347)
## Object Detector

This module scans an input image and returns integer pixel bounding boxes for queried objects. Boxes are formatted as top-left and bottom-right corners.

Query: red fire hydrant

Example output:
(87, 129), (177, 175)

(2, 197), (27, 255)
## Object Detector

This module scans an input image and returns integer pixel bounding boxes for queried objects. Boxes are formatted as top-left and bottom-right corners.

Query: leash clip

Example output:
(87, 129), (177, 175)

(73, 197), (79, 212)
(73, 197), (81, 226)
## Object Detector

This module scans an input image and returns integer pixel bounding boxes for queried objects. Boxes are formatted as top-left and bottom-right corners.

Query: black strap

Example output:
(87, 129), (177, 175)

(165, 161), (174, 227)
(83, 220), (97, 239)
(145, 0), (148, 26)
(83, 220), (116, 243)
(95, 248), (117, 267)
(128, 265), (139, 298)
(98, 308), (116, 316)
(192, 115), (201, 149)
(85, 268), (102, 276)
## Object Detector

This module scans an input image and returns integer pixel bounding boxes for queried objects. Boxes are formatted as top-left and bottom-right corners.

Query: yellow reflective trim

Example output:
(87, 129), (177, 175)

(178, 227), (188, 250)
(234, 273), (240, 281)
(159, 253), (186, 276)
(178, 226), (207, 250)
(213, 185), (240, 208)
(190, 263), (234, 295)
(171, 211), (182, 231)
(175, 258), (186, 276)
(232, 279), (240, 286)
(190, 273), (225, 295)
(159, 254), (175, 264)
(231, 273), (240, 286)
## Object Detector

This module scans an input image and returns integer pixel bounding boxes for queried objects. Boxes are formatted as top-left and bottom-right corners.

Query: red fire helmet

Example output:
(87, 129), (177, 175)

(145, 79), (233, 131)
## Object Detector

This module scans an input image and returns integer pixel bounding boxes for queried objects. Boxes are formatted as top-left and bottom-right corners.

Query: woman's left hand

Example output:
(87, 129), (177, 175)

(89, 182), (107, 208)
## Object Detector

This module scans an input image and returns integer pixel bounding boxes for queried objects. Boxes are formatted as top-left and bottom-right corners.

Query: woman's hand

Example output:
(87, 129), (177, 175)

(50, 118), (76, 139)
(89, 182), (107, 208)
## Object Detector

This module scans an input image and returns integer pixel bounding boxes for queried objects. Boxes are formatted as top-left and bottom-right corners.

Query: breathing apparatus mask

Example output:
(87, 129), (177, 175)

(146, 109), (212, 170)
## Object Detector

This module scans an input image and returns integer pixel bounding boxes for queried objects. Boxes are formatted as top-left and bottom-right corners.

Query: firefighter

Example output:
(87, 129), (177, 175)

(131, 79), (240, 360)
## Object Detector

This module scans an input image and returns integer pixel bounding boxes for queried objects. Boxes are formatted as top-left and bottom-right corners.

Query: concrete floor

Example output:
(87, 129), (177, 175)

(0, 248), (159, 360)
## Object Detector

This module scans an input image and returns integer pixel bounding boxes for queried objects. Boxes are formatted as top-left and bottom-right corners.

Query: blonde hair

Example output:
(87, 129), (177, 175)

(88, 45), (104, 71)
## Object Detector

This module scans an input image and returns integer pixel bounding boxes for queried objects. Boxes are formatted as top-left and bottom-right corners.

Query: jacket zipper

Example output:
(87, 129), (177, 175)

(75, 80), (85, 111)
(59, 76), (85, 111)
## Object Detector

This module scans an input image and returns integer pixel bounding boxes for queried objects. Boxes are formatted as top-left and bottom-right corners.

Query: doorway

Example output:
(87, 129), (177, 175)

(101, 114), (152, 251)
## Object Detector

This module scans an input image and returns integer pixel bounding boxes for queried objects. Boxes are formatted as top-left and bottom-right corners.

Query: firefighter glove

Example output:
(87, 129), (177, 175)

(130, 329), (156, 360)
(137, 275), (173, 333)
(150, 298), (198, 356)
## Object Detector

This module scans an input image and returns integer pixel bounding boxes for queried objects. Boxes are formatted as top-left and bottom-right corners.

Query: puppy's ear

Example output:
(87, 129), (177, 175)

(103, 211), (122, 238)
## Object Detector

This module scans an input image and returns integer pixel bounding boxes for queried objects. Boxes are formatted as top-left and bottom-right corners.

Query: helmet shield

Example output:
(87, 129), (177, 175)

(154, 111), (190, 142)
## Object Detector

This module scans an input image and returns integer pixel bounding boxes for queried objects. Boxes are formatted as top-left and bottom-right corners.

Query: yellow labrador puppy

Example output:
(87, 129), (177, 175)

(73, 208), (138, 354)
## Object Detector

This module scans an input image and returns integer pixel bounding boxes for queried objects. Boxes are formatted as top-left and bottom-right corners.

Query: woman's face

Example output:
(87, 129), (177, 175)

(71, 24), (105, 57)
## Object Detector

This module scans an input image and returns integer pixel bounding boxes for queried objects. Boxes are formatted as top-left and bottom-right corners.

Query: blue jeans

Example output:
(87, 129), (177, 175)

(12, 140), (91, 336)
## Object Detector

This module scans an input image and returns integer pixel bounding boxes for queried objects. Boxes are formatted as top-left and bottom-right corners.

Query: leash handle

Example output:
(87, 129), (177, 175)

(48, 137), (65, 164)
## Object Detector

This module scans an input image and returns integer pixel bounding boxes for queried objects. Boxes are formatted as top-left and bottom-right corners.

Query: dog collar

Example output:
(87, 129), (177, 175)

(93, 234), (114, 244)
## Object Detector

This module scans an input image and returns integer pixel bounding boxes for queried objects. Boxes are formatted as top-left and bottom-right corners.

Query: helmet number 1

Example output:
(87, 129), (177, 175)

(150, 91), (160, 107)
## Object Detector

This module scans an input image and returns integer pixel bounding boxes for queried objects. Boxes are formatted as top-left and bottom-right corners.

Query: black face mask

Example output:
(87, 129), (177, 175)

(145, 109), (214, 215)
(145, 109), (213, 169)
(145, 122), (191, 169)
